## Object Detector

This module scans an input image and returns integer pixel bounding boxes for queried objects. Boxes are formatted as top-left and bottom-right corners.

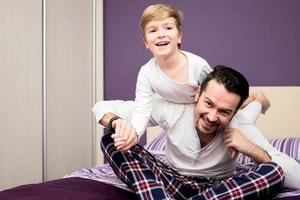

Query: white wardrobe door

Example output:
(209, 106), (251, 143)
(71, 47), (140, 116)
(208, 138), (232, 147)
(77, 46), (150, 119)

(0, 0), (43, 190)
(46, 0), (93, 180)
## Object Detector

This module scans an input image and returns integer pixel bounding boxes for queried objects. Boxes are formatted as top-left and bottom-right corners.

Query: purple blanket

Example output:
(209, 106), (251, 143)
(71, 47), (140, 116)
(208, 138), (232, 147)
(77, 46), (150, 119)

(0, 177), (137, 200)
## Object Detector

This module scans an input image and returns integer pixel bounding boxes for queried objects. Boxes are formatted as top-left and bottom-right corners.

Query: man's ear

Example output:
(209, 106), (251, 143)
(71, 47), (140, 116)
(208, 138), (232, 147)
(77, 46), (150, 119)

(195, 86), (201, 102)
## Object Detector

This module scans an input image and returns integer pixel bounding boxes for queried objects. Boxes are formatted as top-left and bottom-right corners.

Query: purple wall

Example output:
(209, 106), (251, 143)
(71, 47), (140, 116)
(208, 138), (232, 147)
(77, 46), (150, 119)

(104, 0), (300, 100)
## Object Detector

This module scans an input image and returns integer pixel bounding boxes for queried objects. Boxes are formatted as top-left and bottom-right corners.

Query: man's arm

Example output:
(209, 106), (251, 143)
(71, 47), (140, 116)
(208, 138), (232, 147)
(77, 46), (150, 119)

(92, 99), (164, 151)
(92, 100), (135, 125)
(232, 91), (300, 189)
(100, 111), (139, 151)
(223, 128), (271, 163)
(92, 100), (138, 151)
(240, 124), (300, 189)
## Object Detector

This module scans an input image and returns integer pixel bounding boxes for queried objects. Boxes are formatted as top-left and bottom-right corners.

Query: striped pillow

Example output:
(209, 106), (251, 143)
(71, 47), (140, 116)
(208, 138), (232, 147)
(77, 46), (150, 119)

(269, 137), (300, 163)
(145, 131), (300, 165)
(145, 131), (167, 151)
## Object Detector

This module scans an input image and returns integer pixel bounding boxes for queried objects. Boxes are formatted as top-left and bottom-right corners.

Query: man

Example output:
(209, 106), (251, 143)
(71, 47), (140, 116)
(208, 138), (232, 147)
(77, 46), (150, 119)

(93, 66), (285, 199)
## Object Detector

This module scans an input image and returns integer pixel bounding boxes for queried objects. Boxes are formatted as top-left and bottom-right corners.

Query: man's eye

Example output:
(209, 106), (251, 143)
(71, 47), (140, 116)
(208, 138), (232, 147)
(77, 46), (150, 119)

(220, 111), (230, 116)
(204, 101), (212, 107)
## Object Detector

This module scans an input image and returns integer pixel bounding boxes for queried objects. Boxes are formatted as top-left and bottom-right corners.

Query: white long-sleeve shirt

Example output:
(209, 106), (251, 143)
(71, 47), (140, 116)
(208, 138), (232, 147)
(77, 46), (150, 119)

(92, 99), (300, 189)
(131, 51), (212, 137)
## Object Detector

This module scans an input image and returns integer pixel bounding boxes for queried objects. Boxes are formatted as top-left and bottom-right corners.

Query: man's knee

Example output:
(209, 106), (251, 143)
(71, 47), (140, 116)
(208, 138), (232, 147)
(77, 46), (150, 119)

(100, 129), (115, 152)
(263, 162), (284, 184)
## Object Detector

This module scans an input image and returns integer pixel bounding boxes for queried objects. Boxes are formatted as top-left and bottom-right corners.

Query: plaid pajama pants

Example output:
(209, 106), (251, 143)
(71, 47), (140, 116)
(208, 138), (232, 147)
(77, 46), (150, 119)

(101, 129), (284, 200)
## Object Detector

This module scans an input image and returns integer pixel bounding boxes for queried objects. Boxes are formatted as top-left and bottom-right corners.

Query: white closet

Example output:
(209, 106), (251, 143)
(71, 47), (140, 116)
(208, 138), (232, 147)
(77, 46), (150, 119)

(0, 0), (103, 190)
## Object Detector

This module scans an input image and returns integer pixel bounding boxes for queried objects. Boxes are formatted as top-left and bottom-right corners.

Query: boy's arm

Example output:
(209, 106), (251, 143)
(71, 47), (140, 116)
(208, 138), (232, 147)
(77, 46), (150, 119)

(238, 90), (271, 124)
(131, 67), (154, 138)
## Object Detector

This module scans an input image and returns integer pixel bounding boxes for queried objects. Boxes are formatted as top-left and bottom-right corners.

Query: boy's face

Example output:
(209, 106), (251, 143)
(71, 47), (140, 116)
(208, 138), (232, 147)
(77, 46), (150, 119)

(144, 17), (182, 58)
(194, 79), (240, 137)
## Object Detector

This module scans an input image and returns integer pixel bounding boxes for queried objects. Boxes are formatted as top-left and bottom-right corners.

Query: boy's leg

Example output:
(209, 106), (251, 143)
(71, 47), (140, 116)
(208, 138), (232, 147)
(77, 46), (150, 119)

(100, 129), (203, 200)
(190, 162), (284, 200)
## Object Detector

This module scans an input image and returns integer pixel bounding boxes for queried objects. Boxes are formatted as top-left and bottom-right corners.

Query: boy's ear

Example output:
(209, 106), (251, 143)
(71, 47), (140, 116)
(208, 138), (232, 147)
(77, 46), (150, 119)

(195, 85), (201, 102)
(144, 39), (149, 49)
(178, 32), (183, 44)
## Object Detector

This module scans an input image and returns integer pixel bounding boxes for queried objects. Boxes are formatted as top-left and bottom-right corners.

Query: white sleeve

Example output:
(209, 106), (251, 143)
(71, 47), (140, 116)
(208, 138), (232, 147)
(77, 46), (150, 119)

(196, 60), (212, 85)
(131, 68), (154, 138)
(92, 98), (165, 129)
(229, 101), (262, 127)
(92, 100), (135, 128)
(240, 101), (262, 124)
(240, 124), (300, 189)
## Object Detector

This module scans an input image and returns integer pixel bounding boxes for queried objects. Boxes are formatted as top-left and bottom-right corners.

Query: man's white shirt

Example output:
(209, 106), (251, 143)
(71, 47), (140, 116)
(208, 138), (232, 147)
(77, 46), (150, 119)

(93, 99), (300, 189)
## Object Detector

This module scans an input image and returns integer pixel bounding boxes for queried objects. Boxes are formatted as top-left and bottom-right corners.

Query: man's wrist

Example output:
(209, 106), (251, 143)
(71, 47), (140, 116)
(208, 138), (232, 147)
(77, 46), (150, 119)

(136, 133), (139, 143)
(100, 112), (119, 127)
(108, 116), (121, 130)
(248, 144), (271, 163)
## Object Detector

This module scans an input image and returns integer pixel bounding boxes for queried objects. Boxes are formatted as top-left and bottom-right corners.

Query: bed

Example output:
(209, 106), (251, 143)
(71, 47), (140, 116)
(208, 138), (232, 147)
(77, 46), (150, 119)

(0, 131), (299, 200)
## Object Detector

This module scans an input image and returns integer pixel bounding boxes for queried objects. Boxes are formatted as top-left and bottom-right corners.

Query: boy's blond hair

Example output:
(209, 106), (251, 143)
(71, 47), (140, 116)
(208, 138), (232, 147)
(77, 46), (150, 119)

(140, 4), (183, 39)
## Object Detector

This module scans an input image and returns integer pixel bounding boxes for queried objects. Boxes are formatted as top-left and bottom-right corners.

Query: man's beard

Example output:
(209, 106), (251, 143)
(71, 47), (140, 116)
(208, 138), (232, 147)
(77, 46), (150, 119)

(195, 114), (221, 135)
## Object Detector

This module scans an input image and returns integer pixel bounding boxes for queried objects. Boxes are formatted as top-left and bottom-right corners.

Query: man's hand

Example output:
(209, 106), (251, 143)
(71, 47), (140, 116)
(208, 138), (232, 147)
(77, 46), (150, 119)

(223, 128), (255, 156)
(99, 112), (138, 152)
(111, 118), (138, 152)
(223, 128), (271, 163)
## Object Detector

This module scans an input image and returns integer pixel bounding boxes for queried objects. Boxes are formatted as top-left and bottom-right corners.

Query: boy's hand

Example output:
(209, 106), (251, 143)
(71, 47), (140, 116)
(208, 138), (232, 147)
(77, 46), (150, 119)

(240, 90), (271, 114)
(254, 91), (271, 114)
(240, 89), (255, 109)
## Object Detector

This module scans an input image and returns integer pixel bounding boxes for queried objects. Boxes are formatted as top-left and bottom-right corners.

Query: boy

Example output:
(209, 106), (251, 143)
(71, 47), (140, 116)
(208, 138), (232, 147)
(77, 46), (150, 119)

(116, 4), (212, 151)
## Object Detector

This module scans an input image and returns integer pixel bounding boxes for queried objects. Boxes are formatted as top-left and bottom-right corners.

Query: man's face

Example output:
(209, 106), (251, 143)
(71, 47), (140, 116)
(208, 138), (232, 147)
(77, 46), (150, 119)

(194, 79), (240, 137)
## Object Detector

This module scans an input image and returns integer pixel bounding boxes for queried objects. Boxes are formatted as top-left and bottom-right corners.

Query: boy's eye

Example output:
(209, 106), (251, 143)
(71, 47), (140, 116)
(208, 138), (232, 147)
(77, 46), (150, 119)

(166, 26), (173, 30)
(147, 28), (157, 33)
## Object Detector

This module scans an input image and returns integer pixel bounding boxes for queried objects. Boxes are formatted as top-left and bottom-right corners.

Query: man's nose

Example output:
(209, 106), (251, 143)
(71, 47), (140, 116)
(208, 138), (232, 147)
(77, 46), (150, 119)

(207, 110), (218, 122)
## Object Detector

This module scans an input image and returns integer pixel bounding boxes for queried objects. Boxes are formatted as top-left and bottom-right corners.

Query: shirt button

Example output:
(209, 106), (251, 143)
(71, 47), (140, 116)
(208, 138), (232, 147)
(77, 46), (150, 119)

(161, 121), (168, 128)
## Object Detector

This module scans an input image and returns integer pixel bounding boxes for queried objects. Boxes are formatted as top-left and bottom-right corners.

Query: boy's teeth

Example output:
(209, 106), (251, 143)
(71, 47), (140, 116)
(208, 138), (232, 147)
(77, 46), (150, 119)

(156, 42), (169, 46)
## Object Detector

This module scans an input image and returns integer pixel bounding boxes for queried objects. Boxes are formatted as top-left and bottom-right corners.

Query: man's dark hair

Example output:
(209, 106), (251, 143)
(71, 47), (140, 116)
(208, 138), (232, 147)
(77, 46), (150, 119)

(200, 65), (249, 109)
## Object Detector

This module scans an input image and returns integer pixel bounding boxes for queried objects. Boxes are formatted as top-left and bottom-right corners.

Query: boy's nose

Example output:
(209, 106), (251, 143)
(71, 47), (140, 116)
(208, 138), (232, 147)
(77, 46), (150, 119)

(157, 28), (166, 38)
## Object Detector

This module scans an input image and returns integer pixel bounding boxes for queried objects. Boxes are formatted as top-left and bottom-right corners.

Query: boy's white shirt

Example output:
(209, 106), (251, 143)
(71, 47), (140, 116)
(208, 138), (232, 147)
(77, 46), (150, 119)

(131, 50), (212, 137)
(93, 100), (300, 189)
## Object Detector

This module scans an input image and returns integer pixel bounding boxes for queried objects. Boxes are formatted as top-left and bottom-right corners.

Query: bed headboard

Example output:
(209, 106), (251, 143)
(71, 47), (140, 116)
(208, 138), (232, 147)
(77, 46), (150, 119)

(254, 86), (300, 139)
